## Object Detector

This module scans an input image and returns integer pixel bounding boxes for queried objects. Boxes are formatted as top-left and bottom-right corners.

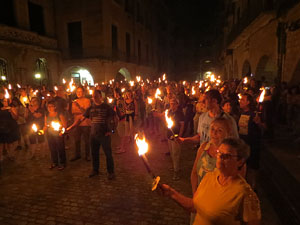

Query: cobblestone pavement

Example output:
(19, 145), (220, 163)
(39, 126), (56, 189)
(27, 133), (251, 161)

(0, 132), (281, 225)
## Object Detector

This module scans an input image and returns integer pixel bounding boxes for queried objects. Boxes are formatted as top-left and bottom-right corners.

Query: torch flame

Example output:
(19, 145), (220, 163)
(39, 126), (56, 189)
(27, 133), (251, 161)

(62, 78), (66, 84)
(129, 81), (134, 87)
(54, 86), (58, 91)
(89, 89), (93, 95)
(155, 88), (162, 100)
(51, 121), (61, 131)
(69, 79), (76, 92)
(191, 86), (196, 95)
(243, 77), (248, 84)
(259, 88), (266, 103)
(135, 134), (149, 156)
(136, 76), (141, 82)
(107, 97), (113, 103)
(147, 97), (153, 104)
(17, 84), (21, 88)
(32, 124), (38, 132)
(121, 88), (125, 93)
(210, 74), (216, 82)
(4, 89), (10, 99)
(199, 81), (203, 88)
(183, 81), (186, 86)
(8, 84), (12, 90)
(158, 78), (161, 83)
(162, 74), (166, 81)
(238, 93), (242, 100)
(165, 110), (174, 129)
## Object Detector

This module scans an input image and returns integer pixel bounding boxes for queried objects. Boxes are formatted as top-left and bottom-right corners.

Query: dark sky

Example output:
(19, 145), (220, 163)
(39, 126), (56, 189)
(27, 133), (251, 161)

(165, 0), (222, 41)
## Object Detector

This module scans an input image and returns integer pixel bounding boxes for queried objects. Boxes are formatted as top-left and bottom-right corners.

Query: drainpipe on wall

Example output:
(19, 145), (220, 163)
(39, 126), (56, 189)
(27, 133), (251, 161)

(276, 22), (287, 83)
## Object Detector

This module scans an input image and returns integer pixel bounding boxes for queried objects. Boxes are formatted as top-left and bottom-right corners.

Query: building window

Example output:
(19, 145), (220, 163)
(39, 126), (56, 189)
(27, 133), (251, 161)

(0, 0), (16, 26)
(112, 25), (118, 57)
(125, 0), (133, 14)
(126, 32), (131, 61)
(138, 40), (141, 64)
(28, 2), (45, 35)
(67, 21), (83, 58)
(0, 59), (8, 81)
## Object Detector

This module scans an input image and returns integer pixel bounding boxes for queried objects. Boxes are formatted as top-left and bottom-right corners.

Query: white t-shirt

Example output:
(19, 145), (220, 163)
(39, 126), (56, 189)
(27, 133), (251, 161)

(197, 111), (239, 145)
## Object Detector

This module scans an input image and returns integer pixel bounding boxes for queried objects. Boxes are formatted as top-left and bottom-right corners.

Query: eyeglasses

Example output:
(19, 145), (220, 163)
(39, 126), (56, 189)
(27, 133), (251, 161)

(216, 149), (239, 160)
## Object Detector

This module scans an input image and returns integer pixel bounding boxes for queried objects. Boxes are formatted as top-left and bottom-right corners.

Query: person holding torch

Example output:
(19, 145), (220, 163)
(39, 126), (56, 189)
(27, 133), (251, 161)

(166, 98), (184, 181)
(44, 100), (67, 170)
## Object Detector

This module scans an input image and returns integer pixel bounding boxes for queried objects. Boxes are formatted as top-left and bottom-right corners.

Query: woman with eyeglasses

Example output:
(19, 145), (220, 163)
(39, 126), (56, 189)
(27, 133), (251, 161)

(190, 117), (232, 224)
(161, 138), (261, 225)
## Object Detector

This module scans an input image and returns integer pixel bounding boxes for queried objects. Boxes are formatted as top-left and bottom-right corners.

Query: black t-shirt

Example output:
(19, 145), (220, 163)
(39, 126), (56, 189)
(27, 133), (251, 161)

(238, 110), (261, 145)
(167, 107), (184, 139)
(84, 103), (115, 136)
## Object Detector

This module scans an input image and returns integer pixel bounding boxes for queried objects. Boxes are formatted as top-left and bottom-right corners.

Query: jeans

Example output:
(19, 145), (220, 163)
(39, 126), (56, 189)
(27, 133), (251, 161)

(47, 134), (66, 166)
(74, 126), (91, 158)
(168, 139), (181, 172)
(91, 135), (114, 173)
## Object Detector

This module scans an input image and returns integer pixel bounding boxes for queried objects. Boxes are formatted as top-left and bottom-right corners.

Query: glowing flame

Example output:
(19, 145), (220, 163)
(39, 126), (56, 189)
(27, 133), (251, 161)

(136, 76), (141, 82)
(89, 89), (93, 95)
(51, 121), (61, 131)
(146, 79), (150, 83)
(155, 88), (162, 100)
(238, 93), (242, 99)
(69, 79), (76, 92)
(8, 84), (12, 90)
(147, 97), (153, 104)
(210, 74), (216, 82)
(135, 134), (149, 156)
(4, 89), (10, 99)
(165, 110), (174, 129)
(17, 84), (21, 88)
(158, 78), (161, 83)
(129, 81), (134, 87)
(62, 78), (66, 84)
(54, 86), (58, 91)
(107, 97), (113, 103)
(33, 90), (38, 96)
(205, 82), (208, 87)
(183, 81), (186, 86)
(23, 96), (28, 103)
(32, 124), (38, 132)
(205, 86), (211, 92)
(199, 81), (203, 88)
(259, 88), (266, 103)
(162, 74), (166, 81)
(243, 77), (248, 84)
(191, 86), (196, 95)
(121, 88), (126, 93)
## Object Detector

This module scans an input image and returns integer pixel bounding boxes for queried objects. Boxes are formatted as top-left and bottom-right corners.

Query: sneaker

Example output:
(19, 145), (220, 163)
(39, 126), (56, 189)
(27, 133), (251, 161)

(107, 173), (115, 180)
(89, 171), (99, 178)
(57, 165), (65, 170)
(49, 164), (57, 169)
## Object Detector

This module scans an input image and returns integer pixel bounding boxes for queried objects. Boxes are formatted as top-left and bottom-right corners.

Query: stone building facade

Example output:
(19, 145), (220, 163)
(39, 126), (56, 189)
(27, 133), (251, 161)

(222, 0), (300, 84)
(0, 0), (173, 85)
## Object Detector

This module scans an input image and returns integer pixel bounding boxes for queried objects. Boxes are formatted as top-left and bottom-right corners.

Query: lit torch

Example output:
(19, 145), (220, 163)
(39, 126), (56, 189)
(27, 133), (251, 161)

(32, 123), (44, 135)
(162, 74), (166, 81)
(243, 77), (248, 84)
(147, 97), (153, 104)
(4, 89), (10, 99)
(155, 88), (162, 101)
(165, 109), (177, 139)
(135, 133), (161, 191)
(62, 78), (66, 84)
(191, 86), (196, 95)
(107, 97), (113, 104)
(8, 84), (12, 90)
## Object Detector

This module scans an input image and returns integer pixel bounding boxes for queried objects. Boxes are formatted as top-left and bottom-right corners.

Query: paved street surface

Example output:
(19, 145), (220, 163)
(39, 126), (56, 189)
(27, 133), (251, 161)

(0, 132), (281, 225)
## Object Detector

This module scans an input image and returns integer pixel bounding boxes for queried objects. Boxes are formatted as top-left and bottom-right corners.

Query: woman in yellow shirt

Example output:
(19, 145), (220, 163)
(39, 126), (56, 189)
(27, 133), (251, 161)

(162, 138), (261, 225)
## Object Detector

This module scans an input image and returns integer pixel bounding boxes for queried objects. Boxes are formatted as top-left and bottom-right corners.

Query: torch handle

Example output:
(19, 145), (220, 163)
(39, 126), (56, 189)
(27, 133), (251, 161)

(141, 155), (156, 179)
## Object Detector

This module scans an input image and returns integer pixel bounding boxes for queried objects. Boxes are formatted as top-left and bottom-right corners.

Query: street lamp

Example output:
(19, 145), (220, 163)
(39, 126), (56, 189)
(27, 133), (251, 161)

(1, 75), (6, 81)
(34, 73), (41, 85)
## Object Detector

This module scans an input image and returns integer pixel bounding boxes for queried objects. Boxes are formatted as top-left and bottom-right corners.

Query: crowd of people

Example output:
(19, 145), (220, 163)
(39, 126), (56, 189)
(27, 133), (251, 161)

(0, 75), (299, 224)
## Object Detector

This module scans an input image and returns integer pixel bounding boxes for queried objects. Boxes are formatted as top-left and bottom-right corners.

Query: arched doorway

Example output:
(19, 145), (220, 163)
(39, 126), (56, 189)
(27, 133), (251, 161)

(35, 58), (48, 85)
(242, 60), (251, 77)
(0, 58), (8, 82)
(64, 66), (94, 85)
(255, 55), (277, 83)
(118, 67), (131, 80)
(290, 58), (300, 84)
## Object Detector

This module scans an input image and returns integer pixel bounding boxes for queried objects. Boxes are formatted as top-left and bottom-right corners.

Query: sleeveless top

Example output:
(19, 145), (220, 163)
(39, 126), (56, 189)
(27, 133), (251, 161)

(196, 142), (217, 186)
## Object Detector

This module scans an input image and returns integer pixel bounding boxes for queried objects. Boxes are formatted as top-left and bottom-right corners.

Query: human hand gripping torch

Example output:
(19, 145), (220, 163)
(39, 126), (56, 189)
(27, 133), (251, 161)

(165, 110), (178, 140)
(257, 88), (266, 113)
(135, 134), (161, 191)
(51, 121), (65, 136)
(32, 123), (44, 135)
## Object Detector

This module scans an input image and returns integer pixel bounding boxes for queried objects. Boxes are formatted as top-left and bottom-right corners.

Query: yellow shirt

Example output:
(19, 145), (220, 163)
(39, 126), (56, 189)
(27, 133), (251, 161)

(193, 169), (261, 225)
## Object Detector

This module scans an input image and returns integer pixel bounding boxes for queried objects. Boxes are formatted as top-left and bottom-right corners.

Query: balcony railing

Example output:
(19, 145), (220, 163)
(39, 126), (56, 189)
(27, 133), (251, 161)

(0, 24), (57, 50)
(62, 47), (153, 67)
